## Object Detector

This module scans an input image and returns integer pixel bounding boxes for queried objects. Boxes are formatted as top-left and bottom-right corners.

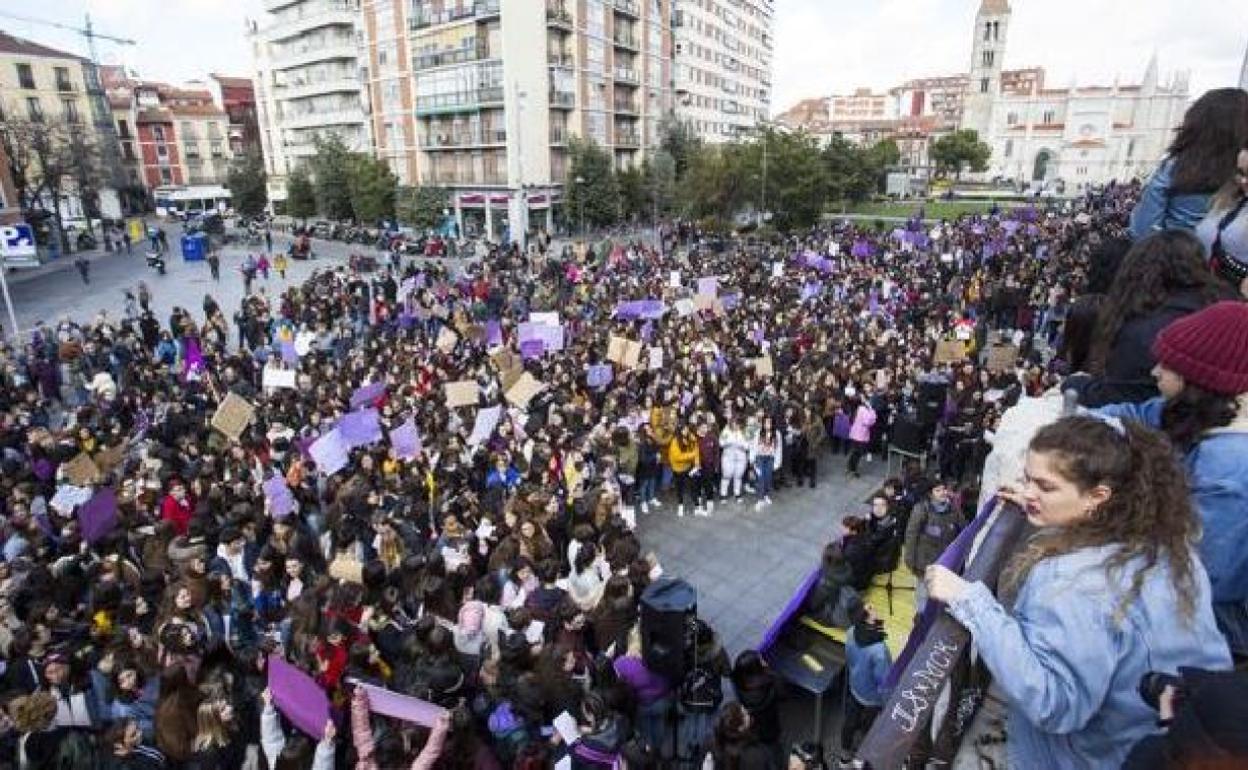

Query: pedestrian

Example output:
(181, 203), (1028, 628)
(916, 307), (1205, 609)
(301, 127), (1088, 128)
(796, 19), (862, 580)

(122, 228), (132, 254)
(926, 415), (1231, 769)
(845, 387), (876, 478)
(124, 290), (138, 320)
(157, 228), (168, 253)
(75, 255), (90, 284)
(264, 229), (273, 254)
(207, 250), (220, 281)
(257, 253), (270, 280)
(273, 252), (288, 280)
(903, 478), (964, 612)
(137, 281), (152, 312)
(841, 602), (891, 757)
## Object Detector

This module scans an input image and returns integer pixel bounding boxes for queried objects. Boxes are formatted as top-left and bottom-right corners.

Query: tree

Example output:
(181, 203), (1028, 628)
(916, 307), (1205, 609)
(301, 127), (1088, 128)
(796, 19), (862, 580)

(564, 137), (618, 231)
(647, 150), (677, 221)
(930, 129), (991, 179)
(348, 154), (397, 224)
(396, 185), (449, 232)
(226, 151), (268, 217)
(657, 113), (702, 180)
(62, 124), (104, 240)
(615, 165), (647, 222)
(285, 168), (316, 221)
(308, 134), (355, 220)
(821, 135), (876, 204)
(755, 129), (830, 230)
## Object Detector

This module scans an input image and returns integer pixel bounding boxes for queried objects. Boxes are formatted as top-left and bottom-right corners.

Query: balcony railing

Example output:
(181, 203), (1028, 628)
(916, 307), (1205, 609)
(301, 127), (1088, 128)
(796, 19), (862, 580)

(549, 89), (575, 109)
(274, 77), (359, 100)
(415, 86), (505, 115)
(411, 0), (500, 30)
(427, 170), (507, 186)
(546, 3), (573, 30)
(614, 129), (640, 146)
(613, 99), (639, 114)
(612, 31), (639, 50)
(414, 45), (491, 71)
(614, 66), (639, 84)
(612, 0), (640, 17)
(549, 126), (568, 143)
(421, 128), (507, 148)
(547, 52), (575, 69)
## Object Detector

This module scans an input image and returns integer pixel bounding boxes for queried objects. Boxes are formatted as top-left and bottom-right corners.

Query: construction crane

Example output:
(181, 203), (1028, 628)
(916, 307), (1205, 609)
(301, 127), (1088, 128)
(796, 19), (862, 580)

(0, 11), (136, 62)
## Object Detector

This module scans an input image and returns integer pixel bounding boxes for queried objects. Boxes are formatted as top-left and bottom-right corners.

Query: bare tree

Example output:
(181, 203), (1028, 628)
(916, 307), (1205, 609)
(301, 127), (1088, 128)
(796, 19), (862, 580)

(0, 116), (104, 252)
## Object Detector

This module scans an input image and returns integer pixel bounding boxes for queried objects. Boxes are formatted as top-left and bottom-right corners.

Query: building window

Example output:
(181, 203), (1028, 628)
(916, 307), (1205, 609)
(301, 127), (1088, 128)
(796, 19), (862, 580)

(63, 99), (80, 123)
(54, 66), (72, 92)
(160, 167), (173, 185)
(25, 97), (43, 121)
(1004, 139), (1013, 158)
(118, 119), (132, 138)
(1006, 111), (1018, 125)
(16, 63), (35, 89)
(1126, 138), (1136, 158)
(1042, 109), (1055, 124)
(982, 50), (994, 67)
(983, 22), (991, 41)
(153, 125), (165, 141)
(980, 78), (989, 93)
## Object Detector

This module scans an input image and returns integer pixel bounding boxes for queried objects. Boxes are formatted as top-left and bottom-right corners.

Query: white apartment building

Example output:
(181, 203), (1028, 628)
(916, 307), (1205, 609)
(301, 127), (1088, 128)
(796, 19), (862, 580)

(672, 0), (773, 142)
(359, 0), (674, 243)
(249, 0), (371, 204)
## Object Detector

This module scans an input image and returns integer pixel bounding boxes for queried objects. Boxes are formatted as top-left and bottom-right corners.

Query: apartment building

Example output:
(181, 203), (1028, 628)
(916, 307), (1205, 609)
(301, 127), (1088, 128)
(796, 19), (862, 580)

(672, 0), (773, 142)
(207, 74), (262, 155)
(249, 0), (370, 204)
(357, 0), (673, 241)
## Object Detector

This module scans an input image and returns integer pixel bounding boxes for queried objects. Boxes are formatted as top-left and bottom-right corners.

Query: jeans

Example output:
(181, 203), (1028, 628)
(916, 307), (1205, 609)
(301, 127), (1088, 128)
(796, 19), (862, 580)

(638, 475), (658, 505)
(754, 456), (775, 498)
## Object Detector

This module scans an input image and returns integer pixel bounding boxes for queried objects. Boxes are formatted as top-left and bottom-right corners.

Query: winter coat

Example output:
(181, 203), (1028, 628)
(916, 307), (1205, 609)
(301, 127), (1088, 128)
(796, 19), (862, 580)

(947, 544), (1230, 770)
(696, 434), (721, 472)
(719, 427), (749, 464)
(667, 439), (699, 474)
(848, 403), (877, 443)
(1128, 157), (1213, 241)
(903, 498), (964, 574)
(747, 429), (782, 469)
(845, 623), (891, 707)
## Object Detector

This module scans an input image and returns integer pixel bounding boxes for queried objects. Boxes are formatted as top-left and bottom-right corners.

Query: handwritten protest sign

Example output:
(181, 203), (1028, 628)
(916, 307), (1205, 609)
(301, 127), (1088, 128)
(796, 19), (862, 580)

(985, 343), (1018, 374)
(63, 453), (101, 487)
(308, 428), (350, 476)
(504, 373), (545, 409)
(263, 475), (297, 518)
(211, 393), (255, 442)
(934, 339), (967, 365)
(752, 356), (775, 378)
(468, 406), (503, 446)
(436, 326), (459, 354)
(263, 367), (297, 390)
(338, 408), (383, 448)
(445, 381), (479, 409)
(390, 419), (422, 459)
(621, 340), (643, 370)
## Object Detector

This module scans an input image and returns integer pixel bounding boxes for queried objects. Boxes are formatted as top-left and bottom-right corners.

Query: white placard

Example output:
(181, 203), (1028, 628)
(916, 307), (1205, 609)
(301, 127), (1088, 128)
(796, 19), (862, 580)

(263, 368), (297, 389)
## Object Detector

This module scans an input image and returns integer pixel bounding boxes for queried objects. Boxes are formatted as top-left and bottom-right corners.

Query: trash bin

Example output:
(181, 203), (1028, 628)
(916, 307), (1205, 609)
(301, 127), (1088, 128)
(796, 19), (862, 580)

(181, 233), (208, 261)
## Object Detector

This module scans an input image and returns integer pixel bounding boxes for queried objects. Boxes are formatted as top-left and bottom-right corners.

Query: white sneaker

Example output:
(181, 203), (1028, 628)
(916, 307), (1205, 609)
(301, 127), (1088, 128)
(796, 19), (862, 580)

(707, 500), (715, 513)
(652, 499), (663, 509)
(677, 505), (685, 518)
(735, 496), (743, 504)
(754, 500), (764, 511)
(866, 453), (874, 463)
(641, 502), (650, 515)
(695, 505), (710, 517)
(694, 504), (703, 516)
(764, 495), (773, 506)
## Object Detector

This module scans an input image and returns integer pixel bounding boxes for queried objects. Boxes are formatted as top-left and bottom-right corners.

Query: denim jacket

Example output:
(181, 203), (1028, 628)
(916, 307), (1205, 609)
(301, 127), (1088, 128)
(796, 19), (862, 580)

(1128, 158), (1212, 241)
(949, 545), (1230, 769)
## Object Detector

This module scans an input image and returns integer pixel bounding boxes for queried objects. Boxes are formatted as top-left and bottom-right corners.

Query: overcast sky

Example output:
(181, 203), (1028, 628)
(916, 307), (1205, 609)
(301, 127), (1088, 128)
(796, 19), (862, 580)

(12, 0), (1247, 114)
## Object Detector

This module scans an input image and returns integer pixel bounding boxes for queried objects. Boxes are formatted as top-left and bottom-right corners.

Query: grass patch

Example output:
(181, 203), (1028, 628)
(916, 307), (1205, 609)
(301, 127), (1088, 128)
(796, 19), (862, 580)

(830, 199), (1026, 220)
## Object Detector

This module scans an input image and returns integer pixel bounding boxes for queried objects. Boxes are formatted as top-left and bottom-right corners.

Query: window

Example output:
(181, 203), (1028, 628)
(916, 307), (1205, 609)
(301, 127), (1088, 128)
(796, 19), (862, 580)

(211, 142), (224, 158)
(1042, 109), (1055, 124)
(1004, 139), (1013, 158)
(159, 167), (173, 185)
(26, 97), (43, 121)
(983, 22), (991, 41)
(153, 125), (165, 141)
(982, 50), (994, 67)
(16, 63), (34, 89)
(62, 99), (79, 124)
(1006, 111), (1018, 126)
(980, 78), (989, 93)
(54, 66), (72, 92)
(118, 119), (132, 138)
(1126, 138), (1136, 158)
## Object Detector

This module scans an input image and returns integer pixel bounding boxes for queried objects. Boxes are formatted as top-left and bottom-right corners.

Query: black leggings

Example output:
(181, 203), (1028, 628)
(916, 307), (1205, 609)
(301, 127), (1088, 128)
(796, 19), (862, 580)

(847, 441), (868, 474)
(673, 471), (693, 504)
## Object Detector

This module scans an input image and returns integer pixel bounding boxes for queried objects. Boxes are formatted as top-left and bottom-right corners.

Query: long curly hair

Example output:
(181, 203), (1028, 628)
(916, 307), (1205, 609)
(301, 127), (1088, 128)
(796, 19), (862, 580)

(1160, 382), (1240, 452)
(1085, 230), (1223, 375)
(1000, 416), (1201, 625)
(1168, 88), (1248, 194)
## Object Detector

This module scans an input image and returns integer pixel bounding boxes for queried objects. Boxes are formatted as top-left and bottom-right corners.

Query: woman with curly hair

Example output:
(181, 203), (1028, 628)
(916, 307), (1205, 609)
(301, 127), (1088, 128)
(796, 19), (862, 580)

(1130, 88), (1248, 239)
(1077, 230), (1227, 407)
(1096, 301), (1248, 660)
(926, 415), (1230, 770)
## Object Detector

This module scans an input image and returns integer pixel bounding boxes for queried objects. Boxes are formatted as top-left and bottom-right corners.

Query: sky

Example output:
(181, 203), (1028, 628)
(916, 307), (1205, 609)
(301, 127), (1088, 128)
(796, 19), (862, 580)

(8, 0), (1247, 113)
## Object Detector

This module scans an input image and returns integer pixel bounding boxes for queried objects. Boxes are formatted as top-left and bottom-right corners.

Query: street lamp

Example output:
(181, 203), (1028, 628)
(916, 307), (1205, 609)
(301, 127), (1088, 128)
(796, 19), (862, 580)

(575, 175), (585, 238)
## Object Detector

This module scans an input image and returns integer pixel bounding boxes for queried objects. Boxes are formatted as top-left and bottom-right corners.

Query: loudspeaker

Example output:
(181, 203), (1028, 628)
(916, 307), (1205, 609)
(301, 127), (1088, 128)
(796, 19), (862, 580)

(917, 378), (948, 428)
(640, 578), (697, 681)
(890, 417), (929, 455)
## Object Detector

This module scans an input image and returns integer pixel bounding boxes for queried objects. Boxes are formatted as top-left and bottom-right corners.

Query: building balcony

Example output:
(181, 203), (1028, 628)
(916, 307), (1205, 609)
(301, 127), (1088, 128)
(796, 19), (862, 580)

(546, 3), (573, 31)
(549, 126), (569, 144)
(421, 128), (507, 149)
(612, 0), (640, 18)
(282, 108), (364, 129)
(263, 0), (302, 11)
(549, 89), (575, 109)
(426, 170), (507, 186)
(411, 0), (500, 31)
(413, 45), (492, 71)
(614, 67), (639, 85)
(264, 5), (357, 44)
(614, 128), (640, 147)
(613, 99), (639, 115)
(271, 39), (357, 70)
(274, 76), (360, 101)
(612, 32), (639, 50)
(547, 52), (575, 69)
(415, 86), (505, 116)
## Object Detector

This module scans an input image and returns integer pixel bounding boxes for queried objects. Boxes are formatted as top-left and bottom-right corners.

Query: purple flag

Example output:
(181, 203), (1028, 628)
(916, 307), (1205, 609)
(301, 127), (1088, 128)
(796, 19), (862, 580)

(587, 364), (613, 388)
(721, 293), (740, 310)
(485, 320), (503, 347)
(308, 428), (350, 476)
(338, 408), (383, 447)
(350, 382), (386, 409)
(354, 680), (447, 728)
(390, 419), (422, 459)
(696, 277), (718, 297)
(263, 475), (297, 518)
(520, 338), (546, 359)
(78, 487), (118, 545)
(280, 340), (299, 365)
(182, 337), (205, 382)
(268, 655), (330, 739)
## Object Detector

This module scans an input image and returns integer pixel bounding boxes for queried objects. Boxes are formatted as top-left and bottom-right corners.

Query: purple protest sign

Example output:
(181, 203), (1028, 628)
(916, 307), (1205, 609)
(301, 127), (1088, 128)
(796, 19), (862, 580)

(520, 339), (546, 359)
(852, 239), (873, 258)
(637, 299), (666, 319)
(485, 320), (503, 347)
(721, 293), (740, 310)
(800, 282), (822, 301)
(350, 382), (386, 409)
(338, 408), (383, 447)
(263, 475), (297, 518)
(751, 327), (764, 344)
(182, 337), (205, 382)
(280, 340), (299, 365)
(78, 487), (118, 545)
(640, 321), (653, 343)
(390, 419), (422, 460)
(534, 323), (564, 352)
(268, 655), (330, 739)
(587, 364), (613, 388)
(354, 680), (447, 728)
(308, 428), (350, 476)
(696, 277), (718, 297)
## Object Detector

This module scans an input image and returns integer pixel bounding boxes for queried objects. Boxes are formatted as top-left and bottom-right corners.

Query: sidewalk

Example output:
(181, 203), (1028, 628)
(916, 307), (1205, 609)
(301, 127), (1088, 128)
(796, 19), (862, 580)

(5, 242), (142, 286)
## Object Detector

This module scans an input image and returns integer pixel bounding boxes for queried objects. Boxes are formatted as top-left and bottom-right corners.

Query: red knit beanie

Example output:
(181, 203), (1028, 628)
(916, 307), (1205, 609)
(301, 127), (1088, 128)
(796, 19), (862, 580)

(1152, 301), (1248, 395)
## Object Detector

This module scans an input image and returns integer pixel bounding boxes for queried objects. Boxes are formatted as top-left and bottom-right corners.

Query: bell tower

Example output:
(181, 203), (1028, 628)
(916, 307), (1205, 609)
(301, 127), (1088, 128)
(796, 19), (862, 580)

(961, 0), (1011, 140)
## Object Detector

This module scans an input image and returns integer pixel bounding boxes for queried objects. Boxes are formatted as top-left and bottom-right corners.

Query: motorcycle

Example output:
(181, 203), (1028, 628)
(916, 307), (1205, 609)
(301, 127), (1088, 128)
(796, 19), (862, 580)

(145, 251), (166, 275)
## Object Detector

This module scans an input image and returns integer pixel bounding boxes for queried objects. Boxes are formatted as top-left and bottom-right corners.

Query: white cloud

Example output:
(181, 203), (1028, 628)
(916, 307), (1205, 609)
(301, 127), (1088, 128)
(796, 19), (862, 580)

(772, 0), (1244, 115)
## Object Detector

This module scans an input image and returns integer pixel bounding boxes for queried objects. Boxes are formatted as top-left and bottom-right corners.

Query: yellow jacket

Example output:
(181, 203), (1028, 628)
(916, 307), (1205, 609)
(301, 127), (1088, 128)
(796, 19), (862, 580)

(667, 439), (700, 474)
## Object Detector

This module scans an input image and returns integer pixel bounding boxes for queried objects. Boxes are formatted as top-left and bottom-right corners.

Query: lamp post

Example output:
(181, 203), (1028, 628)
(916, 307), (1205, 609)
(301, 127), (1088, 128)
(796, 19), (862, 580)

(575, 175), (585, 238)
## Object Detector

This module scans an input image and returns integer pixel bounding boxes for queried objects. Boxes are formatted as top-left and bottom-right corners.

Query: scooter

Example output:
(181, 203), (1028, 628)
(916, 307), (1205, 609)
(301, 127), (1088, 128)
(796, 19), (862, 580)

(145, 251), (166, 275)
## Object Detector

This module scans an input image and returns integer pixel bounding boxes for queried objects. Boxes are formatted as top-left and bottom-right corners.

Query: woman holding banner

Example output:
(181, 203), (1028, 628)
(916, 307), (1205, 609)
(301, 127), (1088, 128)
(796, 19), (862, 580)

(926, 416), (1230, 769)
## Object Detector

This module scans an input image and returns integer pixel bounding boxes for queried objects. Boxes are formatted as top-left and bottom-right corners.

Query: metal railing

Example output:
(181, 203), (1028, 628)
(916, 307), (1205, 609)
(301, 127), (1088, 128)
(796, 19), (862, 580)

(613, 99), (639, 114)
(614, 66), (639, 84)
(415, 86), (505, 114)
(612, 31), (639, 49)
(547, 52), (575, 68)
(421, 128), (507, 147)
(546, 3), (573, 28)
(413, 45), (492, 71)
(612, 0), (640, 16)
(549, 90), (576, 108)
(411, 0), (500, 30)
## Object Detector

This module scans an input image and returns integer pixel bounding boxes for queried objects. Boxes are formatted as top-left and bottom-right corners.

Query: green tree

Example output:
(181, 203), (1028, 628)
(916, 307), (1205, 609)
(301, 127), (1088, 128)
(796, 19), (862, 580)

(285, 168), (317, 221)
(564, 137), (619, 231)
(226, 151), (268, 217)
(822, 135), (877, 204)
(308, 134), (355, 220)
(657, 113), (701, 179)
(677, 142), (749, 227)
(348, 154), (397, 224)
(930, 129), (991, 179)
(397, 185), (450, 231)
(647, 149), (677, 220)
(615, 164), (647, 222)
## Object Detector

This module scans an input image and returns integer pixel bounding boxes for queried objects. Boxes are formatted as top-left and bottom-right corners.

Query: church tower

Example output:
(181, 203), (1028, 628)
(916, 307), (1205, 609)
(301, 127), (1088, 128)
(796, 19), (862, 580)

(961, 0), (1011, 139)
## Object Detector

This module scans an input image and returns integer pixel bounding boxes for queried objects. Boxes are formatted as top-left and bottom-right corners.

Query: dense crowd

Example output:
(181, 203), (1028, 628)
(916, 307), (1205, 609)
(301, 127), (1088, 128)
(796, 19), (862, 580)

(0, 87), (1246, 770)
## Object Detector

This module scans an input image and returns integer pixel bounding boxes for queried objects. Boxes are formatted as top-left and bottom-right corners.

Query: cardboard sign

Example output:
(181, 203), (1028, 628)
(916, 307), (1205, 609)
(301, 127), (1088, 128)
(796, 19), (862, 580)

(500, 365), (525, 393)
(63, 453), (101, 487)
(752, 356), (775, 378)
(934, 339), (967, 365)
(328, 554), (364, 583)
(263, 367), (297, 390)
(436, 326), (459, 354)
(211, 393), (255, 442)
(95, 445), (126, 476)
(504, 372), (545, 409)
(445, 380), (479, 409)
(621, 340), (643, 370)
(490, 348), (521, 374)
(693, 294), (717, 312)
(607, 335), (628, 365)
(648, 346), (664, 370)
(985, 343), (1018, 374)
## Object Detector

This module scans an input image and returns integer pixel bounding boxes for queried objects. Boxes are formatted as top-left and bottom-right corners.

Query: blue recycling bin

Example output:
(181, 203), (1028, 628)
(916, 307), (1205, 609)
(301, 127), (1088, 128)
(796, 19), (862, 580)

(181, 233), (208, 261)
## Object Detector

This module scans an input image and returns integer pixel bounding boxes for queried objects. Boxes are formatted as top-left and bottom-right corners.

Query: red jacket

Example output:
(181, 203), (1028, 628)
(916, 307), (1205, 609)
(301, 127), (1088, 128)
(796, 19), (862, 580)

(160, 494), (194, 536)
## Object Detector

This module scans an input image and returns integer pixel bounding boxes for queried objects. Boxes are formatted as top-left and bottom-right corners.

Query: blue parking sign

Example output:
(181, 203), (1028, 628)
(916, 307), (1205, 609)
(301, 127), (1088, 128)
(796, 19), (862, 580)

(1, 223), (38, 267)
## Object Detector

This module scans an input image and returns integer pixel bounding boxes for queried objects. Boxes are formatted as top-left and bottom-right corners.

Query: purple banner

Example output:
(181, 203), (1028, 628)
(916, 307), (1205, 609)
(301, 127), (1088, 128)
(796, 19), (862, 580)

(390, 419), (422, 459)
(337, 408), (383, 447)
(78, 487), (118, 545)
(268, 655), (330, 739)
(350, 382), (386, 409)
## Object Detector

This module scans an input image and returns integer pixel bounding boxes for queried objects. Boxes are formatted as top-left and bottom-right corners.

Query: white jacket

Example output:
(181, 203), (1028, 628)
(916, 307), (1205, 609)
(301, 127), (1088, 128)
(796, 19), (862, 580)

(719, 427), (749, 463)
(747, 429), (783, 469)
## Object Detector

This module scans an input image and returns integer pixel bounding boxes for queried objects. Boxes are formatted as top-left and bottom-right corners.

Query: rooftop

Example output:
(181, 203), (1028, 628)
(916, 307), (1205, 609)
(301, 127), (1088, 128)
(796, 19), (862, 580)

(0, 30), (86, 62)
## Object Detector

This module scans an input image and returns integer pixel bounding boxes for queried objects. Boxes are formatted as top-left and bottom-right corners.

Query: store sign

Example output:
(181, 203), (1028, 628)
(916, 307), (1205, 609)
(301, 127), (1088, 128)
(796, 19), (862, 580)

(0, 224), (38, 267)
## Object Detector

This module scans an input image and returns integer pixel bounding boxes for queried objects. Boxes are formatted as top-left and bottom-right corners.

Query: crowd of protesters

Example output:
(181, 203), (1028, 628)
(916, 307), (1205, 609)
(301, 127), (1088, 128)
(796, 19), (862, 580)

(0, 87), (1245, 770)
